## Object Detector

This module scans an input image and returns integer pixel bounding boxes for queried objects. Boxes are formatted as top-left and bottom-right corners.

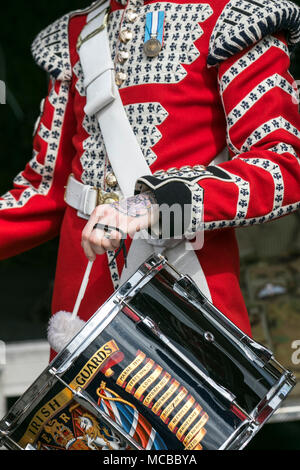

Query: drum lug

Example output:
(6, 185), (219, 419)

(0, 430), (24, 450)
(204, 331), (215, 343)
(230, 401), (254, 423)
(142, 316), (160, 336)
(173, 275), (207, 304)
(0, 429), (6, 449)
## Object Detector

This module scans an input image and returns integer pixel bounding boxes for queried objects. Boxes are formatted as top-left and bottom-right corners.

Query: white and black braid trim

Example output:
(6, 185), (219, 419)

(31, 14), (72, 81)
(134, 167), (231, 240)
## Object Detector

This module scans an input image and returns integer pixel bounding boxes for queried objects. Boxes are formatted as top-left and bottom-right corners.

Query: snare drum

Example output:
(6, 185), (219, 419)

(0, 254), (296, 450)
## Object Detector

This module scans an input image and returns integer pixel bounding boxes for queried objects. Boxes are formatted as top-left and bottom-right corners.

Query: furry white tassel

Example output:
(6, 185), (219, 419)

(47, 311), (86, 353)
(47, 260), (94, 353)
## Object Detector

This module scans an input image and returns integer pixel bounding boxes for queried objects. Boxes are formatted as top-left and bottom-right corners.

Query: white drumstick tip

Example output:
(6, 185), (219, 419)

(48, 260), (94, 353)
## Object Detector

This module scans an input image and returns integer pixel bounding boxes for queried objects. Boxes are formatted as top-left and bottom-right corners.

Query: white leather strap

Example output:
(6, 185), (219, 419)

(78, 2), (152, 198)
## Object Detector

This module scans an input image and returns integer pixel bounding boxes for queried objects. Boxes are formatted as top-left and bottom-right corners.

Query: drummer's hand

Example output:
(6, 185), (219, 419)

(81, 191), (158, 261)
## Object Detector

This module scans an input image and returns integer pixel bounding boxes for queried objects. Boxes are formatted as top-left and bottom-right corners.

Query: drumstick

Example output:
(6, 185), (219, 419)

(71, 260), (94, 320)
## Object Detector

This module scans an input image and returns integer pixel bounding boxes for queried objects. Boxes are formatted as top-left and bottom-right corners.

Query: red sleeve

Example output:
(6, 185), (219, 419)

(0, 78), (76, 260)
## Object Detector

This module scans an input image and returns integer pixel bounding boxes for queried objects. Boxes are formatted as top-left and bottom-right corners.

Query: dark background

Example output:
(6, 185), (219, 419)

(0, 0), (300, 451)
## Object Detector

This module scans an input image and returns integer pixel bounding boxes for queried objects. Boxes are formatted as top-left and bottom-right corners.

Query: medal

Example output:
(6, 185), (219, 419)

(144, 11), (165, 58)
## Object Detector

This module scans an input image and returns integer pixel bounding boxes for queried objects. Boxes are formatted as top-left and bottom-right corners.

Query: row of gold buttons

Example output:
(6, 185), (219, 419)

(104, 5), (140, 188)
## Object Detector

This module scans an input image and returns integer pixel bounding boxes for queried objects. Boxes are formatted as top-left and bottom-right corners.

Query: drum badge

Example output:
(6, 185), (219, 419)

(143, 10), (165, 57)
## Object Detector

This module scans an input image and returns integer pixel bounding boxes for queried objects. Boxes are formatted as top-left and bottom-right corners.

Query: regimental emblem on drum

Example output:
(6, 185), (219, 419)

(30, 381), (166, 451)
(73, 404), (128, 451)
(43, 419), (86, 450)
(77, 412), (123, 450)
(35, 402), (129, 450)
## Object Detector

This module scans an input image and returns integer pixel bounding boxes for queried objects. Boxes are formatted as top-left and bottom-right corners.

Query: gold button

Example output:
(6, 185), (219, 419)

(119, 29), (133, 43)
(115, 71), (127, 87)
(106, 173), (118, 188)
(193, 165), (206, 171)
(126, 9), (138, 22)
(117, 50), (130, 64)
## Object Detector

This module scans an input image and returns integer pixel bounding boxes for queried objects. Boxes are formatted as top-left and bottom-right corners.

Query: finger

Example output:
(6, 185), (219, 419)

(84, 206), (106, 235)
(82, 226), (97, 261)
(88, 228), (107, 256)
(88, 225), (122, 255)
(100, 236), (115, 252)
(81, 237), (97, 261)
(81, 208), (105, 260)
